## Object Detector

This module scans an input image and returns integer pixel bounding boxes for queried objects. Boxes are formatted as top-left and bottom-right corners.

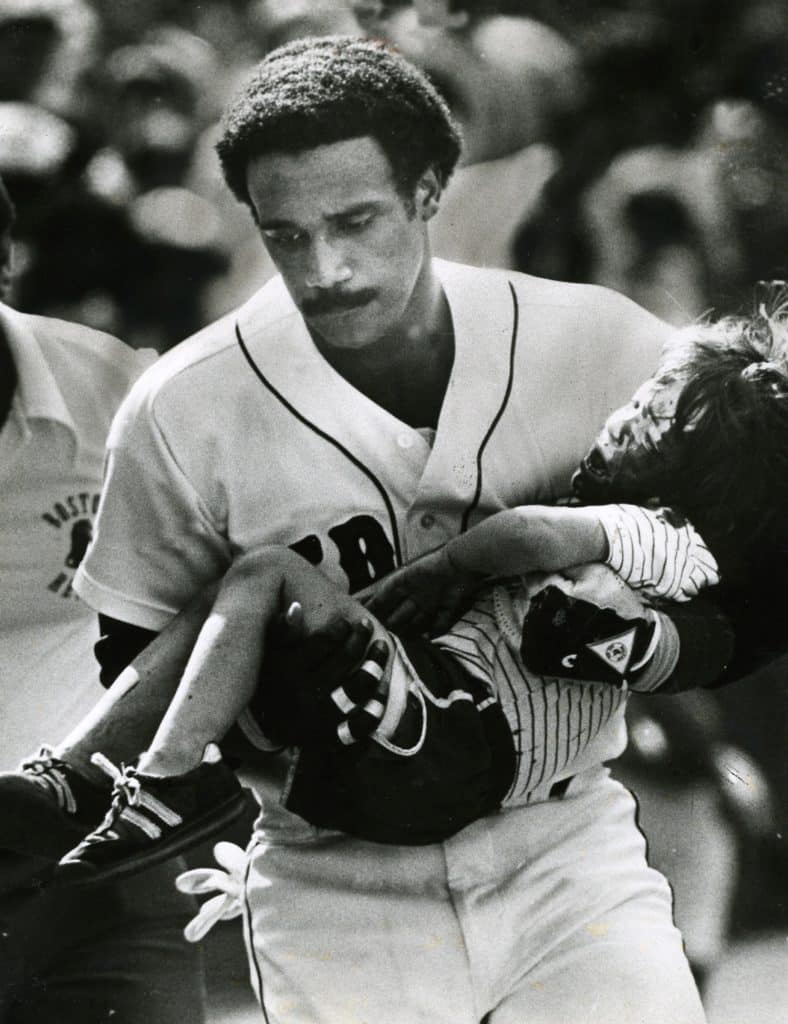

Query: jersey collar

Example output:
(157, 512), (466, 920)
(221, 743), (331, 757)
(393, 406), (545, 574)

(0, 303), (75, 434)
(234, 260), (518, 513)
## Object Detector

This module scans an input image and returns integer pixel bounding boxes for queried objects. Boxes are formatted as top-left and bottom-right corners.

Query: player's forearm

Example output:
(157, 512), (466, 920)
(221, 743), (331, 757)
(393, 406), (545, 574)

(635, 596), (735, 694)
(445, 505), (608, 578)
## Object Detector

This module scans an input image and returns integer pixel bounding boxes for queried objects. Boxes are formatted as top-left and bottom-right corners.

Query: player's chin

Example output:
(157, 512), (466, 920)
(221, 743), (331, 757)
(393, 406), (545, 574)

(311, 307), (381, 350)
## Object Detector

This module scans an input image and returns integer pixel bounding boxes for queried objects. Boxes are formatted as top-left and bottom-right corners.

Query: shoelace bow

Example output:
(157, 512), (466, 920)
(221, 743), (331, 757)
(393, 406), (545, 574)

(85, 753), (182, 841)
(92, 751), (141, 808)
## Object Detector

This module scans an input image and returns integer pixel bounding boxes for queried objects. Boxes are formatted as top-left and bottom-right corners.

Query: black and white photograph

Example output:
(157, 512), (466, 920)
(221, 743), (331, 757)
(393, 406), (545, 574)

(1, 2), (786, 1021)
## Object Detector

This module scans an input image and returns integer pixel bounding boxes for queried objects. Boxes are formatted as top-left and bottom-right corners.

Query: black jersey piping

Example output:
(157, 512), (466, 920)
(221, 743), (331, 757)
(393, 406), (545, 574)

(243, 852), (271, 1022)
(235, 321), (404, 566)
(460, 282), (519, 533)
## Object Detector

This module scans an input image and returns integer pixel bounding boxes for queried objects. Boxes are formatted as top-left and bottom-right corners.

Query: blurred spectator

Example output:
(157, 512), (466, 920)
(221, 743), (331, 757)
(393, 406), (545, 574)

(579, 97), (787, 323)
(382, 8), (582, 268)
(514, 0), (787, 319)
(92, 27), (221, 190)
(612, 690), (775, 994)
(0, 0), (97, 119)
(251, 0), (362, 49)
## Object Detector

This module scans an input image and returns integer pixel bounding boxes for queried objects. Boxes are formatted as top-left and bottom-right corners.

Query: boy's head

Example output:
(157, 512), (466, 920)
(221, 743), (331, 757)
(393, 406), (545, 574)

(573, 288), (788, 579)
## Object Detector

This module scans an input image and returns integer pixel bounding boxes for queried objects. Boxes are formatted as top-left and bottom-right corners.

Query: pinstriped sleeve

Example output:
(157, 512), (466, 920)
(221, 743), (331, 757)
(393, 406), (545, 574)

(597, 504), (720, 602)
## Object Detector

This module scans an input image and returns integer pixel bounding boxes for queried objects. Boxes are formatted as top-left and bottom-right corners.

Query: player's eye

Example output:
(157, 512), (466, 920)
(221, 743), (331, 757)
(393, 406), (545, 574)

(339, 211), (375, 232)
(262, 228), (306, 248)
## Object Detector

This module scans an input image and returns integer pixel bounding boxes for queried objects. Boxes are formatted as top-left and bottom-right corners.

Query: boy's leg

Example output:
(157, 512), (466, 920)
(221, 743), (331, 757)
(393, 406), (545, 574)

(0, 587), (219, 859)
(283, 632), (516, 845)
(56, 584), (219, 784)
(55, 549), (387, 883)
(140, 545), (388, 775)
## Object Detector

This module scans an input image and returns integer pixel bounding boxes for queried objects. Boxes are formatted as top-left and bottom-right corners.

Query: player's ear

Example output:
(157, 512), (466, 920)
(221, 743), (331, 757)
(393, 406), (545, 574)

(414, 167), (442, 222)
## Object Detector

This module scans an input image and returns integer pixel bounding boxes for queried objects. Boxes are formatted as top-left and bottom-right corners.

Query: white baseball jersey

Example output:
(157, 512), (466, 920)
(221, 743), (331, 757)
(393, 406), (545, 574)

(437, 504), (721, 805)
(0, 303), (153, 768)
(74, 258), (670, 838)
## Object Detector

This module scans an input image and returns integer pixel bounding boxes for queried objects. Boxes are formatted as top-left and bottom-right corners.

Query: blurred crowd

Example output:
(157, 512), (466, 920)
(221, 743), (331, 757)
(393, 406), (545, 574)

(1, 0), (786, 1017)
(2, 0), (786, 347)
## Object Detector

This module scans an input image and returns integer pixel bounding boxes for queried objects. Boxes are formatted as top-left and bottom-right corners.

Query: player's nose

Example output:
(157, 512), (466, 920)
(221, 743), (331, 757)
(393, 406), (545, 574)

(304, 235), (351, 290)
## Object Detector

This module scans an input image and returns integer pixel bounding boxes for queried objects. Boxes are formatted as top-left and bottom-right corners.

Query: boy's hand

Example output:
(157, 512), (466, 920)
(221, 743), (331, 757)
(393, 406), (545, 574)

(361, 546), (478, 637)
(254, 609), (391, 748)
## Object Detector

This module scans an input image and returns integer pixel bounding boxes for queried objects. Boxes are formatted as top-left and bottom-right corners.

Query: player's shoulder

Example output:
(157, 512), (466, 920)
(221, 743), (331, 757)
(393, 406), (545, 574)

(506, 270), (664, 327)
(437, 260), (671, 340)
(111, 276), (291, 434)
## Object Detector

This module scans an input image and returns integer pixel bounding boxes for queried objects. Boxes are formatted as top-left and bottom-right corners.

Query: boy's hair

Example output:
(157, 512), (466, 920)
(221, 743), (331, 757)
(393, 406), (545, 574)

(216, 36), (462, 208)
(665, 288), (788, 580)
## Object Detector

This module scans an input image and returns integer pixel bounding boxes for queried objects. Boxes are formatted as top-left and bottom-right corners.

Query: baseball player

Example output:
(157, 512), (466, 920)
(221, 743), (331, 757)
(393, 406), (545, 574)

(21, 38), (724, 1024)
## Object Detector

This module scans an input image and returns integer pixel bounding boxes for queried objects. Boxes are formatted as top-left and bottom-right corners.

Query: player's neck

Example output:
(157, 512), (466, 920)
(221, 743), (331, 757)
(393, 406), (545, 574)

(314, 263), (454, 428)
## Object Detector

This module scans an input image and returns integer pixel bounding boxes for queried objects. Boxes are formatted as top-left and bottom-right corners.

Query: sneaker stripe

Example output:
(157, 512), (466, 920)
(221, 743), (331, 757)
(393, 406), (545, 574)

(138, 790), (183, 828)
(43, 769), (77, 814)
(119, 805), (163, 839)
(22, 757), (77, 814)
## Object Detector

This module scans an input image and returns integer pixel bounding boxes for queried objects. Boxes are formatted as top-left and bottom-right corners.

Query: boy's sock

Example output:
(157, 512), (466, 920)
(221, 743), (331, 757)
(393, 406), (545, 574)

(55, 745), (248, 886)
(0, 746), (113, 859)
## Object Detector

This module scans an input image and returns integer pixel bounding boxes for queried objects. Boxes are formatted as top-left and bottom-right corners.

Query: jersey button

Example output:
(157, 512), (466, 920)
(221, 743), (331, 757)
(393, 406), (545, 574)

(420, 513), (436, 529)
(397, 434), (414, 449)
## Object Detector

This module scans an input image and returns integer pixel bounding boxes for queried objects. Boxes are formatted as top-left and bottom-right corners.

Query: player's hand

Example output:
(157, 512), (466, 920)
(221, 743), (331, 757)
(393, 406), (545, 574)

(360, 546), (478, 637)
(254, 606), (391, 748)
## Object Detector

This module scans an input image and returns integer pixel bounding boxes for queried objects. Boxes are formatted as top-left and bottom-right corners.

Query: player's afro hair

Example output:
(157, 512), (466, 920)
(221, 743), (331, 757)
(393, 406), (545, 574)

(664, 287), (788, 582)
(216, 36), (462, 207)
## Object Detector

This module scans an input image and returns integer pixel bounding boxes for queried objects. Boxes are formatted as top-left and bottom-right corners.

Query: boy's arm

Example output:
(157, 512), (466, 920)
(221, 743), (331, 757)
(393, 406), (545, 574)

(364, 505), (607, 635)
(446, 505), (608, 576)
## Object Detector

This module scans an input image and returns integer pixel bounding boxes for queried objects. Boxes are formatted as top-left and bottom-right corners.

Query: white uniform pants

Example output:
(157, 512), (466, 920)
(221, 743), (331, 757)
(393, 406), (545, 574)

(241, 767), (706, 1024)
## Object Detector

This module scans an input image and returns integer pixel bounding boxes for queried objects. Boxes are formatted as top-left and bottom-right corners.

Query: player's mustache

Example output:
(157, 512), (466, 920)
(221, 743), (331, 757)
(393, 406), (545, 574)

(301, 288), (377, 316)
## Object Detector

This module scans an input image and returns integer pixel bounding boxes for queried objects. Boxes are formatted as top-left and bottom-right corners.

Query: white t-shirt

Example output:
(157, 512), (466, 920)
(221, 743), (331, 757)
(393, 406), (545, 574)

(0, 303), (153, 768)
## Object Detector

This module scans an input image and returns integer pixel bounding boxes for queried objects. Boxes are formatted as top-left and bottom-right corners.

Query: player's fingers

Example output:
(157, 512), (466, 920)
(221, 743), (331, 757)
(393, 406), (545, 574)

(319, 618), (375, 682)
(329, 637), (389, 713)
(341, 618), (376, 667)
(427, 607), (460, 638)
(301, 617), (354, 669)
(285, 601), (303, 632)
(335, 685), (388, 745)
(363, 580), (409, 619)
(266, 610), (294, 648)
(378, 595), (422, 632)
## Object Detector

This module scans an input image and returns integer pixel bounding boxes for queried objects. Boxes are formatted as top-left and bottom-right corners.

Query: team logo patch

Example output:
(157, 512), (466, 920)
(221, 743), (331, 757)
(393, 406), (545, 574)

(585, 627), (638, 676)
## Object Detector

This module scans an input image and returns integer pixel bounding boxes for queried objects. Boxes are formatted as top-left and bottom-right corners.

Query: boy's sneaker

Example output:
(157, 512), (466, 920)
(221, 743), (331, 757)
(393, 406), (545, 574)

(55, 750), (248, 886)
(0, 746), (111, 859)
